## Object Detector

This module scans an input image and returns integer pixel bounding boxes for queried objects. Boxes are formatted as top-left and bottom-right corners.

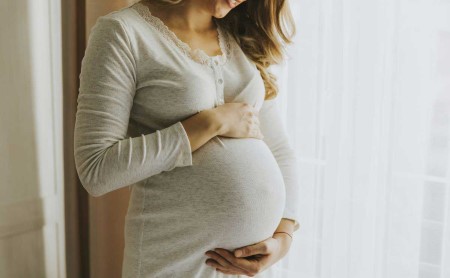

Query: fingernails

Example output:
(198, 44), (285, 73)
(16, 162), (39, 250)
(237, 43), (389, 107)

(235, 250), (242, 257)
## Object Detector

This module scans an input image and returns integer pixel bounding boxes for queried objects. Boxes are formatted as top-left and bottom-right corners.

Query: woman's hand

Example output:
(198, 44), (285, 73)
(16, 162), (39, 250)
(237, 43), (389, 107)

(204, 233), (292, 276)
(181, 102), (262, 152)
(210, 102), (264, 140)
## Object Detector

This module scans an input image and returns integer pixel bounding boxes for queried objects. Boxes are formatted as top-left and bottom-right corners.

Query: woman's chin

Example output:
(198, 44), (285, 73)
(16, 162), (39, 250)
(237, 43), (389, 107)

(213, 8), (232, 18)
(211, 0), (234, 18)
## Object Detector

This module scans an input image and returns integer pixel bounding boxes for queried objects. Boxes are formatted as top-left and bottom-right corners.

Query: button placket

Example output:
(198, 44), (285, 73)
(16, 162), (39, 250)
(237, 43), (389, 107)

(210, 58), (225, 106)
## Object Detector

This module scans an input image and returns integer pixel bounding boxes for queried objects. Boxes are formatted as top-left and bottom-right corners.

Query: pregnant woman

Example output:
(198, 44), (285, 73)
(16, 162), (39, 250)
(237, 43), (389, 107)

(74, 0), (301, 277)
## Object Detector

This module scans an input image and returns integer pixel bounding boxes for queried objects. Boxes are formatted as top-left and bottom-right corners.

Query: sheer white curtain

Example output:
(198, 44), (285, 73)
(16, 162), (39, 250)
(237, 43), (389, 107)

(271, 0), (450, 277)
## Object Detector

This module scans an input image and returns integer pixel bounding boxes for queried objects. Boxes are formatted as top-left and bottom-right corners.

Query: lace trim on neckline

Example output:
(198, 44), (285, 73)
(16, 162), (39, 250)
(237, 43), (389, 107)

(131, 1), (232, 67)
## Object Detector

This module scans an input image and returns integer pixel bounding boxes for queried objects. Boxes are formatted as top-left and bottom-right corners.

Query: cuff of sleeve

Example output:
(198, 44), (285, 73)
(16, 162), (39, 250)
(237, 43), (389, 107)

(173, 121), (193, 167)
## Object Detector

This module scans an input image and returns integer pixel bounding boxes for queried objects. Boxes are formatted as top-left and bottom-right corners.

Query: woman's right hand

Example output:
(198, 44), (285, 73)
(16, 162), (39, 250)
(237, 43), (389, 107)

(181, 102), (263, 152)
(211, 102), (264, 140)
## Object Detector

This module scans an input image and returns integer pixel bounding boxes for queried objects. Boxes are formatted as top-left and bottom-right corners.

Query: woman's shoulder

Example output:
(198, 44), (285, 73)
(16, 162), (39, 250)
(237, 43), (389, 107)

(89, 2), (148, 38)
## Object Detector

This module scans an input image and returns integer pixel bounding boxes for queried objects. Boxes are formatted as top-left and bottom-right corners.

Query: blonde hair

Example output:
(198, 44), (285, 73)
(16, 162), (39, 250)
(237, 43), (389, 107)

(146, 0), (296, 100)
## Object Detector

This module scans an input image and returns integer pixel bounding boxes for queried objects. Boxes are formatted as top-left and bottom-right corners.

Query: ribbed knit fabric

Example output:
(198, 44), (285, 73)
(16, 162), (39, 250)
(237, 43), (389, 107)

(74, 1), (300, 277)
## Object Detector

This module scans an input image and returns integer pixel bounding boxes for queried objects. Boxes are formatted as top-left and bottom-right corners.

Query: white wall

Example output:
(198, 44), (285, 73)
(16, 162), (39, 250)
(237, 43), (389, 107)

(0, 0), (66, 277)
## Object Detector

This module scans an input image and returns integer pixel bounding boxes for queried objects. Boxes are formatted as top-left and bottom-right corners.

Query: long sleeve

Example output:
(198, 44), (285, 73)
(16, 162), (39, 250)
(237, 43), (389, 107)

(74, 16), (193, 197)
(259, 98), (301, 233)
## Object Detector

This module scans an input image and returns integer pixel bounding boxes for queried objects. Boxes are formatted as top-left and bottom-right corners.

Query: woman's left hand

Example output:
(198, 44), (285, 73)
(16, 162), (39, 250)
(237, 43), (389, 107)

(204, 233), (292, 276)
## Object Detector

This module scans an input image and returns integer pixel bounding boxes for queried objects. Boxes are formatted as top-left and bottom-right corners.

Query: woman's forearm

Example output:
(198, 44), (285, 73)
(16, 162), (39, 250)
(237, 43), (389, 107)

(181, 110), (222, 152)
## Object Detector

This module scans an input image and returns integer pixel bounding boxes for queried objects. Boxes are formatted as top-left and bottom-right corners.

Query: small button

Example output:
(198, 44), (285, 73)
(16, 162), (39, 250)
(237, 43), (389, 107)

(218, 78), (223, 84)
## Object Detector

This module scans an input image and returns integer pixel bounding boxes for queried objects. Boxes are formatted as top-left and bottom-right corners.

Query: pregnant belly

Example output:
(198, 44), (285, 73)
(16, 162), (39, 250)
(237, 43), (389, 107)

(127, 137), (286, 251)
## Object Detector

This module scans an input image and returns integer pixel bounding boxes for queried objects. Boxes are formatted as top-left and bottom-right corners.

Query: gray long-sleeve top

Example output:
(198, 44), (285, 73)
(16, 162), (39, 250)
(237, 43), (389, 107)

(74, 2), (300, 277)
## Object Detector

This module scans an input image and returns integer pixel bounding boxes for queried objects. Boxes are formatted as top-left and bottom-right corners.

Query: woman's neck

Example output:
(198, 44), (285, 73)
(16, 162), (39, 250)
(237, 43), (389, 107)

(143, 0), (216, 33)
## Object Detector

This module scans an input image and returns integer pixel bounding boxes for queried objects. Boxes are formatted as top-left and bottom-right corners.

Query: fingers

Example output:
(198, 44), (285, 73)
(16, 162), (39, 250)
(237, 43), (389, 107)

(234, 238), (276, 257)
(248, 112), (263, 140)
(251, 105), (259, 117)
(252, 116), (264, 140)
(253, 115), (260, 125)
(205, 251), (248, 275)
(242, 102), (259, 116)
(249, 127), (264, 140)
(213, 248), (259, 275)
(224, 102), (263, 139)
(251, 103), (260, 116)
(205, 259), (243, 275)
